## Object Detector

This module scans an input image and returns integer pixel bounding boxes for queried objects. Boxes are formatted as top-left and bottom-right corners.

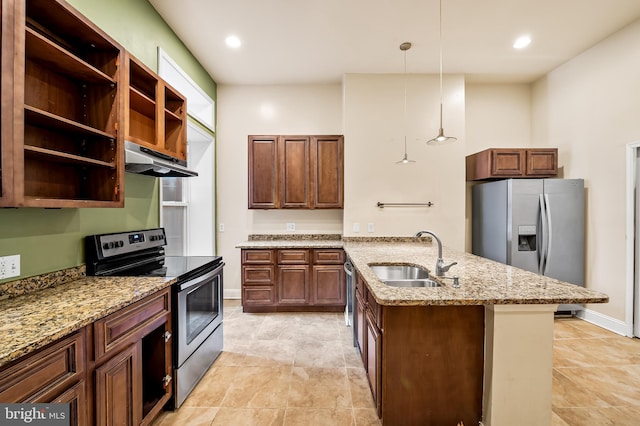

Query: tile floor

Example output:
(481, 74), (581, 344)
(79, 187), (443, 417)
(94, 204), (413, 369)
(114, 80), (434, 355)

(154, 301), (640, 425)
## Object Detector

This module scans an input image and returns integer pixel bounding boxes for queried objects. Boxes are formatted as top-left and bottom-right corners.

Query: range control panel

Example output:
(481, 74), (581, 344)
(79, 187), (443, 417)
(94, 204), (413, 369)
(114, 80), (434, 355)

(95, 228), (166, 258)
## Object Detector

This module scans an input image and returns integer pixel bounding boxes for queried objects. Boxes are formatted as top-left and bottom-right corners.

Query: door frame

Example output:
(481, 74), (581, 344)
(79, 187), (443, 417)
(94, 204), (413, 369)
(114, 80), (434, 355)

(625, 141), (640, 337)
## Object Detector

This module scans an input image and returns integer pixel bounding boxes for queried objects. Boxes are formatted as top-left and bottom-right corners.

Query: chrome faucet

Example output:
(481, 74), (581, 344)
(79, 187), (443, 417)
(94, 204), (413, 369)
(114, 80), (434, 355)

(414, 230), (457, 276)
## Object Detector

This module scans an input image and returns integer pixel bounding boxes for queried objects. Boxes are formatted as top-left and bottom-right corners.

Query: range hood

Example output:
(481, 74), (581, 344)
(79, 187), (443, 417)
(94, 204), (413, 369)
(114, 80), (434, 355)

(125, 141), (198, 178)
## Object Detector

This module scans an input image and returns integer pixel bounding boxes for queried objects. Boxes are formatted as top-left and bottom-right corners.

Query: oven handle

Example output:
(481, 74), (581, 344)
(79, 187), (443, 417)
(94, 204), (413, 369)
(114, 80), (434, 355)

(176, 263), (225, 291)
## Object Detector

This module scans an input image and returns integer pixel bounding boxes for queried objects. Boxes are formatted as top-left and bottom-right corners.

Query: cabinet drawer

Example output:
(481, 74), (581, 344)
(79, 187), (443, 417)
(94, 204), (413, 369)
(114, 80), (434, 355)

(366, 290), (383, 329)
(93, 289), (170, 362)
(242, 249), (275, 264)
(355, 275), (366, 298)
(278, 249), (310, 264)
(242, 265), (276, 285)
(0, 329), (86, 403)
(313, 249), (344, 264)
(243, 286), (276, 305)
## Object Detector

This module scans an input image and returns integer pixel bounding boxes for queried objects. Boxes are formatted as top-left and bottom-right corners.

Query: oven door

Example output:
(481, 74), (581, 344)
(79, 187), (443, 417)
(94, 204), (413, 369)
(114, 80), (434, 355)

(176, 263), (223, 367)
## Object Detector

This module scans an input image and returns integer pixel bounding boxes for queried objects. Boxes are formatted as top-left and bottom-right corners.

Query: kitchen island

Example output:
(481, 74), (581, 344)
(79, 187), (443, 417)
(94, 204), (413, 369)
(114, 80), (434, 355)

(344, 238), (608, 426)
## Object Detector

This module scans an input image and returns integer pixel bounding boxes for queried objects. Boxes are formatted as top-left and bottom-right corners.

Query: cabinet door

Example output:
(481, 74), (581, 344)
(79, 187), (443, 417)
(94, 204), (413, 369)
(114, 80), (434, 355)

(355, 291), (366, 365)
(279, 136), (311, 208)
(52, 381), (88, 426)
(248, 136), (279, 208)
(277, 265), (310, 305)
(95, 344), (142, 426)
(365, 309), (382, 416)
(491, 149), (525, 177)
(526, 148), (558, 176)
(312, 265), (345, 305)
(311, 136), (344, 208)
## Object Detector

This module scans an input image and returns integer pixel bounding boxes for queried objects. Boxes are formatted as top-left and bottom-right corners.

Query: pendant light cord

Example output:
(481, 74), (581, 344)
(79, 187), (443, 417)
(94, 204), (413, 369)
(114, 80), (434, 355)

(438, 0), (444, 131)
(404, 46), (408, 152)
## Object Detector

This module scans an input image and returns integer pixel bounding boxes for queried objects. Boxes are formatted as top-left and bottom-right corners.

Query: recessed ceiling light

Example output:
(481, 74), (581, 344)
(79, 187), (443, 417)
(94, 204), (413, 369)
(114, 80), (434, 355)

(225, 35), (241, 48)
(513, 35), (531, 49)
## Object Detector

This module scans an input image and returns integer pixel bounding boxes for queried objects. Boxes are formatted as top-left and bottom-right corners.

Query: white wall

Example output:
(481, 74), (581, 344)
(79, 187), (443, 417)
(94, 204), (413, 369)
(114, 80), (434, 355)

(531, 20), (640, 322)
(217, 84), (343, 297)
(343, 74), (466, 250)
(465, 84), (532, 250)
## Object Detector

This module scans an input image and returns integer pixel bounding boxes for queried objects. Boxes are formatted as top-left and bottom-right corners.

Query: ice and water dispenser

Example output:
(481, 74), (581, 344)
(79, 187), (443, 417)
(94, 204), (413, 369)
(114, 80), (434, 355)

(517, 225), (537, 251)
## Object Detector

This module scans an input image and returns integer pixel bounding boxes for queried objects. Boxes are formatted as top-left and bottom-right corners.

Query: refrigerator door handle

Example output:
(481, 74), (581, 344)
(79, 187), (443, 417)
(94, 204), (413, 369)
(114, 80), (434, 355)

(539, 194), (549, 275)
(543, 193), (553, 276)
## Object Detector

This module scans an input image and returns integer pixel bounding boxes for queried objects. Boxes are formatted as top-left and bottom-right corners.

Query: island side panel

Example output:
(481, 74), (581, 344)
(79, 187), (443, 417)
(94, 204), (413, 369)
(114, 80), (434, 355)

(483, 304), (557, 426)
(381, 305), (485, 426)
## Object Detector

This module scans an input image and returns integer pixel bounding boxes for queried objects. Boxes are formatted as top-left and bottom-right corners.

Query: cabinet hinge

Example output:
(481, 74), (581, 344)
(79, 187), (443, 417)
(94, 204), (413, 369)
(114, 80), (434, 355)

(162, 375), (172, 388)
(163, 331), (172, 342)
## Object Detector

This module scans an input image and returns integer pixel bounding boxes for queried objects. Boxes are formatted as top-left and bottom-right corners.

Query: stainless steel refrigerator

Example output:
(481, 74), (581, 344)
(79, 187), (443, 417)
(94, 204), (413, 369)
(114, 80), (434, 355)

(472, 178), (584, 312)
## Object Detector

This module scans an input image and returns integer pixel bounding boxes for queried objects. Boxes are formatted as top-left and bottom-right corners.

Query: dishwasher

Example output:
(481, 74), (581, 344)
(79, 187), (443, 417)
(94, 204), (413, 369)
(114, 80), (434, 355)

(344, 259), (357, 346)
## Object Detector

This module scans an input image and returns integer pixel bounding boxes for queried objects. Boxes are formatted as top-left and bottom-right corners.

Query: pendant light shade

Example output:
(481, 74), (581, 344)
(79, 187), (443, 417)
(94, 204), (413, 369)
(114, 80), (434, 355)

(396, 42), (416, 164)
(427, 0), (456, 145)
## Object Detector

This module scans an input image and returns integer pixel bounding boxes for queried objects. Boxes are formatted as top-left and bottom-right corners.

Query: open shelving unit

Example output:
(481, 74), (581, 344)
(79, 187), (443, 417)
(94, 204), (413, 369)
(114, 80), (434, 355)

(126, 53), (187, 162)
(0, 0), (125, 208)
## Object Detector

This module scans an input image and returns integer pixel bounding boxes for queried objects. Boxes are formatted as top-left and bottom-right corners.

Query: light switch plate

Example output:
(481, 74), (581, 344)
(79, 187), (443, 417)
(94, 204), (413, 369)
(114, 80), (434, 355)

(368, 223), (375, 233)
(352, 223), (360, 233)
(286, 223), (296, 231)
(0, 255), (20, 280)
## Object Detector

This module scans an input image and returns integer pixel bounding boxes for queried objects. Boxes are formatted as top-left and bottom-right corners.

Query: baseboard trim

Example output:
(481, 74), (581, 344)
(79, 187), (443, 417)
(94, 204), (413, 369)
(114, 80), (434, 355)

(576, 308), (628, 336)
(224, 288), (241, 300)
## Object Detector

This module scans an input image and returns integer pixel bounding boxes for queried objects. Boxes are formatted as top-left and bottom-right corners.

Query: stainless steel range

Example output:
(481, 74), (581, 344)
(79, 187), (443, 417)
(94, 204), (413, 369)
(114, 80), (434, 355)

(85, 228), (224, 408)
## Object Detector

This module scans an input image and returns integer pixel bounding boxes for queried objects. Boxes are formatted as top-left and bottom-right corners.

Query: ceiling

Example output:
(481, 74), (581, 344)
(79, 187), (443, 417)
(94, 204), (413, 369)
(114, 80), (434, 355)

(149, 0), (640, 86)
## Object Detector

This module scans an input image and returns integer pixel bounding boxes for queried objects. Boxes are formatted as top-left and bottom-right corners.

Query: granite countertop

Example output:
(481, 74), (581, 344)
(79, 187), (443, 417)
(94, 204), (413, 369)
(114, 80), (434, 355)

(344, 240), (609, 307)
(0, 276), (175, 368)
(236, 234), (344, 249)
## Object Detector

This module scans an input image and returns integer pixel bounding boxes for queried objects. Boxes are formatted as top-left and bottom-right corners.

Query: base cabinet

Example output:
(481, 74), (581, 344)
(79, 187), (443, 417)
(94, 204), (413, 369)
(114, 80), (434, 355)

(0, 329), (88, 425)
(92, 288), (172, 426)
(0, 288), (173, 426)
(241, 248), (345, 312)
(356, 278), (485, 426)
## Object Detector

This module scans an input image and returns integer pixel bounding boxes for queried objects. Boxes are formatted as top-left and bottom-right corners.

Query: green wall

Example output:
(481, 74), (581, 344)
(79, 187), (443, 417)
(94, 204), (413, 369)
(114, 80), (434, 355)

(0, 0), (216, 282)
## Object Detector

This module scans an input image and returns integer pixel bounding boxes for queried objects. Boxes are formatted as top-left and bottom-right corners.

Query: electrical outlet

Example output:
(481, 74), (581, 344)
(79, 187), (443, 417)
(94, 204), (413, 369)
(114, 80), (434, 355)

(0, 255), (20, 280)
(219, 223), (225, 232)
(352, 223), (360, 233)
(367, 223), (375, 233)
(286, 222), (296, 231)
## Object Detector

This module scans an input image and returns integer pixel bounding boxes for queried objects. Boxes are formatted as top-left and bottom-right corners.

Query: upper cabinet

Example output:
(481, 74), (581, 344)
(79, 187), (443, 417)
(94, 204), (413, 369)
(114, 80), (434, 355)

(248, 135), (344, 209)
(125, 53), (187, 162)
(1, 0), (125, 207)
(466, 148), (558, 181)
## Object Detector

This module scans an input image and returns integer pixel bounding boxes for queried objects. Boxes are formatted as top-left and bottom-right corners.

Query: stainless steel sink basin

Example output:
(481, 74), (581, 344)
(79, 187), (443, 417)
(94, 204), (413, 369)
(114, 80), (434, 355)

(368, 264), (441, 288)
(383, 279), (441, 288)
(369, 264), (430, 280)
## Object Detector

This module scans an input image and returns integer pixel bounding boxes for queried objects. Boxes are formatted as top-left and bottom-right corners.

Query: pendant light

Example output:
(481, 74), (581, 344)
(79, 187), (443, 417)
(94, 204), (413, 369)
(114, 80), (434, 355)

(396, 42), (416, 165)
(427, 0), (456, 145)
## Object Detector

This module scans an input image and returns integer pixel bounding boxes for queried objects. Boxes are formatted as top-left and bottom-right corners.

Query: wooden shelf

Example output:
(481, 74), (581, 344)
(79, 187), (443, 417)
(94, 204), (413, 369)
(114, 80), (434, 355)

(25, 27), (116, 85)
(164, 108), (181, 122)
(130, 87), (156, 119)
(24, 105), (115, 139)
(24, 145), (116, 168)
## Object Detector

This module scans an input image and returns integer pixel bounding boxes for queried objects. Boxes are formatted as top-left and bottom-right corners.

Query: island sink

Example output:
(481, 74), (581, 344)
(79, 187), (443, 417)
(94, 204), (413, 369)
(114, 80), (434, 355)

(369, 264), (441, 288)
